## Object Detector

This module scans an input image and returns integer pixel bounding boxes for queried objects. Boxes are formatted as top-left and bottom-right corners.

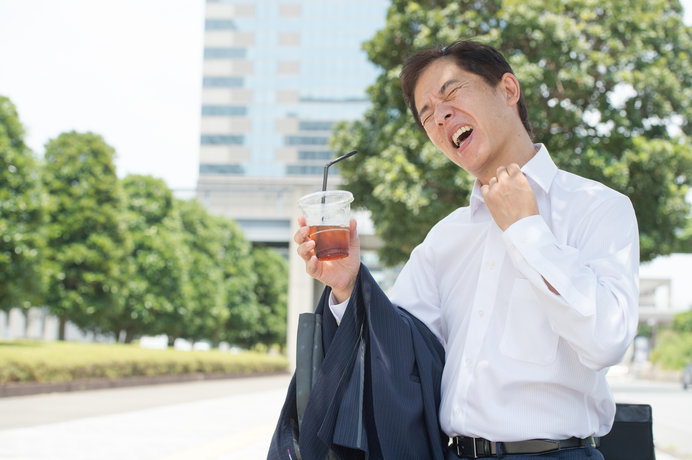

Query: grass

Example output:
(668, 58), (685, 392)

(0, 340), (288, 384)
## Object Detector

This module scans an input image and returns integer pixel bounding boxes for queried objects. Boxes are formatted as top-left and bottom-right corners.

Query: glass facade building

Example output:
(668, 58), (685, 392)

(197, 0), (389, 244)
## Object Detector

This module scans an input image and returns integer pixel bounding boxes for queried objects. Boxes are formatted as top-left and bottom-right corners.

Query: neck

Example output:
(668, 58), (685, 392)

(477, 131), (536, 185)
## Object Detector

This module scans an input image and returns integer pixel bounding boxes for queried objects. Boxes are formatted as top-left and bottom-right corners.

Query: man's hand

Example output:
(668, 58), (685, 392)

(480, 164), (539, 231)
(295, 216), (361, 303)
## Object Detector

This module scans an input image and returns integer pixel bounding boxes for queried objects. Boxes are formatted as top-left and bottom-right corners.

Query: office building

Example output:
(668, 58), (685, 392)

(196, 0), (389, 246)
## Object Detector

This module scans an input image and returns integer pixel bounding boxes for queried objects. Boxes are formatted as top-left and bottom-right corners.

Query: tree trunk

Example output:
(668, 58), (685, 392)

(58, 314), (67, 341)
(23, 308), (30, 338)
(40, 307), (47, 340)
(3, 311), (9, 339)
(124, 329), (136, 344)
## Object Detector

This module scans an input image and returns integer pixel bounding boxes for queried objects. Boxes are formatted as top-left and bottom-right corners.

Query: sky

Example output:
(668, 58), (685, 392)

(0, 0), (205, 194)
(0, 0), (690, 195)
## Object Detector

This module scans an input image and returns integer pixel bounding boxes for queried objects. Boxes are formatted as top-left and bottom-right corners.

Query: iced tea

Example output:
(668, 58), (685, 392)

(309, 225), (349, 260)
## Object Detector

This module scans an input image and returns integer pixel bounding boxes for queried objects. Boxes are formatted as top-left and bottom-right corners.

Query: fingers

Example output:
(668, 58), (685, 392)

(294, 216), (315, 262)
(293, 215), (310, 244)
(506, 163), (521, 175)
(482, 163), (523, 197)
(349, 218), (359, 245)
(495, 163), (521, 180)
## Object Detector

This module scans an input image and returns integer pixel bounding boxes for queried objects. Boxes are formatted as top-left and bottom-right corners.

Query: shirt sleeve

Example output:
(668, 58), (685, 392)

(502, 194), (640, 370)
(328, 292), (350, 325)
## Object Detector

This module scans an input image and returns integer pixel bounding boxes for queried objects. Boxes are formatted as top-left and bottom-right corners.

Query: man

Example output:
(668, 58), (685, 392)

(291, 41), (639, 459)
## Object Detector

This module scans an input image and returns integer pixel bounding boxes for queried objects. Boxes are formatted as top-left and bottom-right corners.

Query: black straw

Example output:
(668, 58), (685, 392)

(322, 150), (357, 192)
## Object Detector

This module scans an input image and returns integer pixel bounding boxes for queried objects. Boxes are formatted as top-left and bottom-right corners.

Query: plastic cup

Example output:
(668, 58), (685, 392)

(298, 190), (354, 261)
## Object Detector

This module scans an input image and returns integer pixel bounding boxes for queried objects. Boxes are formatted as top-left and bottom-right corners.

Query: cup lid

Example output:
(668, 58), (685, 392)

(298, 190), (354, 208)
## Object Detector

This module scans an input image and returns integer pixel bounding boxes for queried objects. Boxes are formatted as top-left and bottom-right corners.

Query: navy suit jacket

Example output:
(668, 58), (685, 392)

(268, 264), (447, 460)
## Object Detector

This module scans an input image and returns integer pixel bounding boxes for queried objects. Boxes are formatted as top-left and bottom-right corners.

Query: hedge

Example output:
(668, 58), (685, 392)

(0, 340), (288, 384)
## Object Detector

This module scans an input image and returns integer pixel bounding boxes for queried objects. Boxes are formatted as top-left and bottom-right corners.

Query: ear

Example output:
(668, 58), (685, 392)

(499, 73), (521, 107)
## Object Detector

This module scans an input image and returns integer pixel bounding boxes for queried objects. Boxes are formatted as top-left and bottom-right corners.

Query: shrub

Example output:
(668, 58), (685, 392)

(0, 340), (288, 384)
(650, 330), (692, 370)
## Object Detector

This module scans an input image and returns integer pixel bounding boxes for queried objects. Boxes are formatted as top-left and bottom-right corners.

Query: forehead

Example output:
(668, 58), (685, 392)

(413, 58), (476, 108)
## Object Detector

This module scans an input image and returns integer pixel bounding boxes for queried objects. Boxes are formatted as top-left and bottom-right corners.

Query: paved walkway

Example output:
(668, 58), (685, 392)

(0, 373), (685, 459)
(0, 374), (292, 460)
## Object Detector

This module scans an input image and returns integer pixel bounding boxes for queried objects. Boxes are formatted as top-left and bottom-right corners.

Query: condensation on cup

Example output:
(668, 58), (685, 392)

(298, 190), (354, 261)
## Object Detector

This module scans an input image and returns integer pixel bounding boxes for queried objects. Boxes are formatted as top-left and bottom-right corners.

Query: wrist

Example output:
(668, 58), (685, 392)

(331, 284), (354, 304)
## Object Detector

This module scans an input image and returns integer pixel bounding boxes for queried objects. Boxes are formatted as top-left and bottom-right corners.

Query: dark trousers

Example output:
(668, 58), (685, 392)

(446, 444), (604, 460)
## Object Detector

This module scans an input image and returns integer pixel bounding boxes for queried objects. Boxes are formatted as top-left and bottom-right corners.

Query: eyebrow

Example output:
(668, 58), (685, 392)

(417, 79), (462, 121)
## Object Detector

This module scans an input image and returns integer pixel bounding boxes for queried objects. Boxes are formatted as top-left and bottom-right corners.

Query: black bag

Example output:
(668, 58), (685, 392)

(598, 403), (655, 460)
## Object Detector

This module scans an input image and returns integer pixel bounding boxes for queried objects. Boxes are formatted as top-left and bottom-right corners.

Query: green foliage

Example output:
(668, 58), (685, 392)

(0, 96), (45, 311)
(1, 96), (289, 349)
(218, 219), (260, 348)
(114, 175), (192, 343)
(42, 131), (131, 336)
(332, 0), (692, 265)
(650, 309), (692, 369)
(673, 308), (692, 334)
(249, 247), (288, 349)
(175, 199), (228, 343)
(0, 340), (287, 384)
(650, 329), (692, 369)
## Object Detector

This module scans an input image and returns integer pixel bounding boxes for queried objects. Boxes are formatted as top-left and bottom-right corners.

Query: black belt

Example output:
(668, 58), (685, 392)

(451, 436), (597, 458)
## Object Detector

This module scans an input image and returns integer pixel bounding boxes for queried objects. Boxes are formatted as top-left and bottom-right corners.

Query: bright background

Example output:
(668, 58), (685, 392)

(0, 0), (690, 193)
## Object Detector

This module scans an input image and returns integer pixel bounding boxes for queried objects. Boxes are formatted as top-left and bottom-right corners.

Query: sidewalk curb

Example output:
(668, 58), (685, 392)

(0, 371), (291, 398)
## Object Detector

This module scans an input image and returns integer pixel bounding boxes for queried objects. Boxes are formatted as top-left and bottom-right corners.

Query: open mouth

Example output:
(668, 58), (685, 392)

(452, 125), (473, 148)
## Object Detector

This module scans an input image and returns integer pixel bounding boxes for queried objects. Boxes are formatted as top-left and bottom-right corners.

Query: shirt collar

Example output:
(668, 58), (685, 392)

(469, 143), (557, 215)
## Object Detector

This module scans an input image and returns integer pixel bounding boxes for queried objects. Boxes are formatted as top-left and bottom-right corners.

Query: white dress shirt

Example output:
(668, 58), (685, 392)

(330, 144), (639, 441)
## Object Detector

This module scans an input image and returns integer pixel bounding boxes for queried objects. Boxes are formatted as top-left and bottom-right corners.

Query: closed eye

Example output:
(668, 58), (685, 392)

(445, 86), (460, 100)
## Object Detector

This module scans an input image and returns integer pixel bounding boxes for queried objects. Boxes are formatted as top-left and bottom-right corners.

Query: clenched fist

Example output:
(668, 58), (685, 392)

(480, 163), (539, 231)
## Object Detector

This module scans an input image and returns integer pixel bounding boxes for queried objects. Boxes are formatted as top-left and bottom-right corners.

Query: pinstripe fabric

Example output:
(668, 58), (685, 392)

(268, 264), (447, 460)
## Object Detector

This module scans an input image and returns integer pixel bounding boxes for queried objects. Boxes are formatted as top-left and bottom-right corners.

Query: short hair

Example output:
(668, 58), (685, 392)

(400, 40), (533, 138)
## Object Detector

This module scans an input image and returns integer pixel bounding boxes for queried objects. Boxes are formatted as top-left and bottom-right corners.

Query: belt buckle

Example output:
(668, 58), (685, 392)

(455, 437), (491, 458)
(475, 438), (491, 457)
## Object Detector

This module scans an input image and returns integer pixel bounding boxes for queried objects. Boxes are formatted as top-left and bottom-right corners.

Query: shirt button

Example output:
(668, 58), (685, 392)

(478, 310), (485, 318)
(488, 261), (496, 270)
(464, 358), (471, 367)
(454, 408), (461, 416)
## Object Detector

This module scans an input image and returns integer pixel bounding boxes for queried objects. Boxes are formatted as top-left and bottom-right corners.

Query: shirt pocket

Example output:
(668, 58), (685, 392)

(499, 278), (559, 366)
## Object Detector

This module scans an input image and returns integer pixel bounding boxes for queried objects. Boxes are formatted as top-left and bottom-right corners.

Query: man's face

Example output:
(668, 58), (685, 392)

(413, 57), (518, 183)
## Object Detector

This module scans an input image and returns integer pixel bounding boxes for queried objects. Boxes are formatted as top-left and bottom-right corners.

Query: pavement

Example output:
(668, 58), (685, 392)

(1, 372), (687, 459)
(0, 374), (292, 460)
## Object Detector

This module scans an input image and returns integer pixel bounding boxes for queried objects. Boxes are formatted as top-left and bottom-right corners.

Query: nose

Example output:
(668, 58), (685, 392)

(433, 103), (453, 125)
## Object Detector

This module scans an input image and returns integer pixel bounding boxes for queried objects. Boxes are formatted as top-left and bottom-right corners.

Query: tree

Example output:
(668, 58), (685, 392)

(114, 175), (191, 343)
(0, 96), (45, 313)
(42, 131), (130, 339)
(331, 0), (692, 265)
(174, 198), (227, 345)
(217, 218), (261, 348)
(249, 247), (288, 349)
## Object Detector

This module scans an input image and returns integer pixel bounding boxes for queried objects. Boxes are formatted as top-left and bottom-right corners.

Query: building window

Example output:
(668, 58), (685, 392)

(203, 76), (244, 87)
(205, 19), (237, 30)
(201, 105), (247, 116)
(298, 150), (334, 160)
(200, 135), (245, 145)
(286, 165), (324, 175)
(279, 4), (301, 17)
(199, 163), (245, 174)
(298, 121), (335, 131)
(204, 47), (247, 59)
(285, 136), (328, 146)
